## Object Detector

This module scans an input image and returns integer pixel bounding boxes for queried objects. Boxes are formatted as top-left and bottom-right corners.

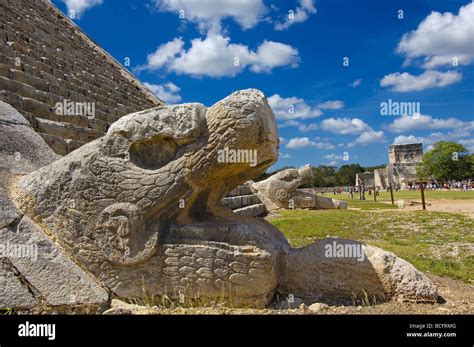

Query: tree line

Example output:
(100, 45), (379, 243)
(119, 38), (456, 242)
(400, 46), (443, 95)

(258, 141), (474, 187)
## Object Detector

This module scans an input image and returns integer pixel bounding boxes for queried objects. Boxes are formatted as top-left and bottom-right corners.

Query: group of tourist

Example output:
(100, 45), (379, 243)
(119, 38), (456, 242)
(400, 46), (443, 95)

(407, 181), (472, 191)
(328, 186), (381, 199)
(315, 180), (472, 199)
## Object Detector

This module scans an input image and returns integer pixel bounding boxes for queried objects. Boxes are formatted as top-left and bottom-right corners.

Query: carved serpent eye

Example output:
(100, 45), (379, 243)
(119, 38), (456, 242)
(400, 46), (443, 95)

(278, 170), (299, 182)
(129, 136), (178, 170)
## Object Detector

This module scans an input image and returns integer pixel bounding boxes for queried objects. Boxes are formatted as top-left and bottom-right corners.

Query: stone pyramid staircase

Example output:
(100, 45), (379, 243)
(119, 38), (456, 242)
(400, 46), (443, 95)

(0, 0), (162, 155)
(221, 183), (267, 217)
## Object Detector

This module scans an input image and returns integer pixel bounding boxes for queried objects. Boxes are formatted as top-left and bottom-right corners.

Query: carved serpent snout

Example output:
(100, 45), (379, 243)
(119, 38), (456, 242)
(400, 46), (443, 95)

(183, 89), (279, 215)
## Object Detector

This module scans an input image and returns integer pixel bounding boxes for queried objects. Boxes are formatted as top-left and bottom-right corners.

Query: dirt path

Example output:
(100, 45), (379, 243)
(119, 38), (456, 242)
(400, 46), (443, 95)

(382, 199), (474, 218)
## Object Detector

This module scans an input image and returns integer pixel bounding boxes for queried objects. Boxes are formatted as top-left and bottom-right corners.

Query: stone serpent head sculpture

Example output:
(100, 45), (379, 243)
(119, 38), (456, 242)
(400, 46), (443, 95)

(7, 90), (437, 309)
(252, 164), (313, 210)
(251, 165), (349, 210)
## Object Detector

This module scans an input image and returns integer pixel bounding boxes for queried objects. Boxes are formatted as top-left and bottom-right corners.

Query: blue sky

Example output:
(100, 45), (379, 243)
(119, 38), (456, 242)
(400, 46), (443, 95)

(53, 0), (474, 170)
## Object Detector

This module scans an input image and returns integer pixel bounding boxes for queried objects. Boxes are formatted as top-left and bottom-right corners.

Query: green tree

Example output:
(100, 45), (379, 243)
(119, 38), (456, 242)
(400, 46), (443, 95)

(417, 141), (472, 181)
(336, 164), (364, 185)
(310, 165), (337, 187)
(362, 164), (386, 172)
(468, 153), (474, 174)
(415, 162), (430, 181)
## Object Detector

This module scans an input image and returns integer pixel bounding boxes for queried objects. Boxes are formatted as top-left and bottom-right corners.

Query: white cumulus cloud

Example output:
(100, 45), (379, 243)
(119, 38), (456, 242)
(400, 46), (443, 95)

(268, 94), (322, 120)
(394, 129), (474, 149)
(393, 135), (425, 145)
(286, 137), (314, 149)
(286, 137), (334, 149)
(138, 34), (299, 77)
(278, 120), (318, 132)
(250, 41), (300, 73)
(320, 117), (385, 148)
(298, 123), (319, 132)
(320, 117), (371, 135)
(348, 130), (385, 147)
(324, 153), (343, 161)
(153, 0), (268, 32)
(144, 82), (182, 103)
(275, 0), (317, 31)
(63, 0), (103, 18)
(380, 70), (462, 92)
(317, 100), (344, 110)
(386, 113), (471, 133)
(396, 2), (474, 69)
(142, 38), (184, 71)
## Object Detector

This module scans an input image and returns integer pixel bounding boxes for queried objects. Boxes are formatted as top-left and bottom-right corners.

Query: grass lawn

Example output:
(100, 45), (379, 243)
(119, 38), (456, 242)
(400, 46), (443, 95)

(269, 207), (474, 283)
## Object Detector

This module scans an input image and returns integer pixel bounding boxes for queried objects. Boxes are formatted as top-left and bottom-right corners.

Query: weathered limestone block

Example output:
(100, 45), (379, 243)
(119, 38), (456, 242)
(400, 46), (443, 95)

(0, 100), (59, 229)
(293, 191), (348, 210)
(1, 216), (109, 308)
(0, 259), (37, 310)
(280, 238), (437, 303)
(1, 91), (437, 310)
(0, 101), (109, 311)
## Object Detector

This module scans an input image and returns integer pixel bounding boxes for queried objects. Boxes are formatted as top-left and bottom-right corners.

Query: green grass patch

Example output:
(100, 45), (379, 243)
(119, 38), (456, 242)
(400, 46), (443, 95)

(269, 208), (474, 282)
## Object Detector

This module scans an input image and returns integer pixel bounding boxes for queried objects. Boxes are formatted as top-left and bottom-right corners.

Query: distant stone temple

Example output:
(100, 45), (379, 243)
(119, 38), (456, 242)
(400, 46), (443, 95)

(355, 171), (375, 187)
(356, 143), (423, 189)
(386, 143), (423, 188)
(0, 0), (163, 155)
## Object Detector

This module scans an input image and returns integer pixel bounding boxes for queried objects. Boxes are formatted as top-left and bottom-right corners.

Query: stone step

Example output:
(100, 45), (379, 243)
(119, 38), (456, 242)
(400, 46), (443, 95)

(38, 132), (85, 155)
(221, 194), (261, 209)
(226, 184), (253, 197)
(233, 203), (267, 217)
(32, 117), (103, 143)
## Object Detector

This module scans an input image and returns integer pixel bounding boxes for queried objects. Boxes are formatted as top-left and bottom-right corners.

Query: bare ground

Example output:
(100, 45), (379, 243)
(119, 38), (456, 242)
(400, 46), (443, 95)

(384, 199), (474, 218)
